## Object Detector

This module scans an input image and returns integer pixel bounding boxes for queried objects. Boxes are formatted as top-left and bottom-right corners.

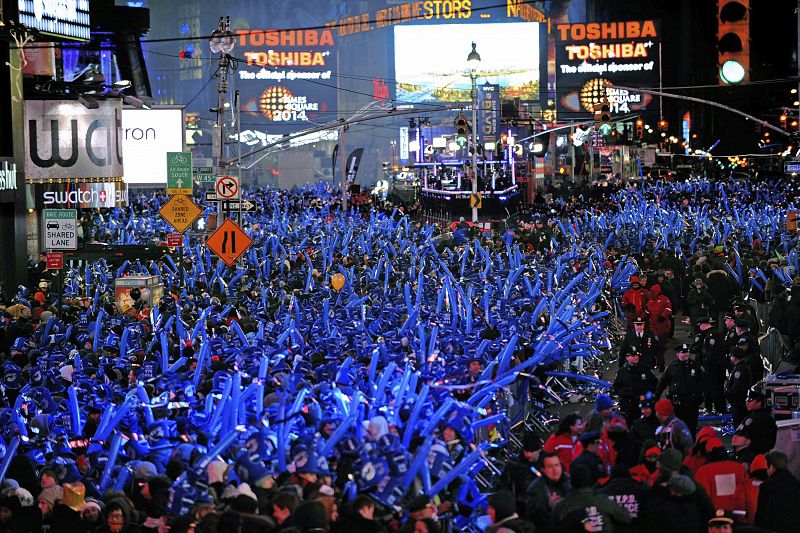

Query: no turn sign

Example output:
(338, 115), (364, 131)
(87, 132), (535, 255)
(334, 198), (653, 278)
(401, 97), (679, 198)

(215, 175), (240, 200)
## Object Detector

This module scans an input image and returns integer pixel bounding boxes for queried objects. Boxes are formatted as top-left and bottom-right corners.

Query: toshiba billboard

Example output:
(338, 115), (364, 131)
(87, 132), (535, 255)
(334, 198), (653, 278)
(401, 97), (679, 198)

(554, 20), (661, 120)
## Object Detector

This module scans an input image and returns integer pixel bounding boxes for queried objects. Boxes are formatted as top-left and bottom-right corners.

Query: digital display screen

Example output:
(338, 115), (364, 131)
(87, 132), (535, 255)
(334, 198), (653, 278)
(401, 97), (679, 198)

(394, 22), (540, 104)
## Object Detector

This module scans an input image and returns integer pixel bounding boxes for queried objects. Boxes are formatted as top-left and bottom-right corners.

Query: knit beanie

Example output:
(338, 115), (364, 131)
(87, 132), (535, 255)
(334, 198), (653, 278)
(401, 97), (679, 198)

(488, 490), (516, 522)
(658, 448), (684, 472)
(655, 399), (674, 417)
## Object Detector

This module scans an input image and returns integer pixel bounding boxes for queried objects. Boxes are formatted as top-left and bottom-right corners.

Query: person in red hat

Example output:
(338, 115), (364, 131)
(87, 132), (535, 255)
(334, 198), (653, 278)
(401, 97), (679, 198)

(645, 284), (672, 371)
(735, 453), (768, 525)
(621, 276), (650, 331)
(694, 438), (748, 513)
(653, 399), (693, 456)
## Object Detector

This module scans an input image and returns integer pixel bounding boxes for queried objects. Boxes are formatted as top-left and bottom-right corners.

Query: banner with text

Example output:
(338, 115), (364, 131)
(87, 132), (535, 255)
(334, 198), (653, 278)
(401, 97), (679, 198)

(554, 20), (661, 120)
(477, 83), (500, 145)
(24, 99), (124, 180)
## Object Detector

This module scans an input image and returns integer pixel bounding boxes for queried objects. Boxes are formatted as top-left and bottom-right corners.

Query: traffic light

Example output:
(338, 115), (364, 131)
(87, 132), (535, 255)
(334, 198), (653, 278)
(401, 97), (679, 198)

(718, 0), (749, 84)
(658, 119), (668, 131)
(594, 98), (612, 135)
(455, 114), (468, 147)
(635, 118), (644, 139)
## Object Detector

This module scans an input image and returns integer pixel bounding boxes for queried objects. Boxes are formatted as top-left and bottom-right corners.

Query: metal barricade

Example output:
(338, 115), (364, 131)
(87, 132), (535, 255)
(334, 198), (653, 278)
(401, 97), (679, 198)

(759, 328), (785, 375)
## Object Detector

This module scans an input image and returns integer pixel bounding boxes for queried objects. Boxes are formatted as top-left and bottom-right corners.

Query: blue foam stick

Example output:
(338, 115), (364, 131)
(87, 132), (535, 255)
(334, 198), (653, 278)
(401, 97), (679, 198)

(96, 399), (133, 442)
(417, 324), (426, 367)
(160, 332), (169, 374)
(0, 438), (20, 485)
(39, 316), (55, 348)
(544, 371), (611, 389)
(427, 326), (439, 360)
(421, 398), (455, 436)
(230, 320), (249, 346)
(368, 349), (380, 385)
(207, 377), (233, 436)
(67, 385), (83, 437)
(392, 368), (413, 425)
(373, 362), (397, 407)
(228, 372), (241, 434)
(468, 373), (518, 405)
(402, 384), (430, 448)
(321, 412), (357, 456)
(99, 432), (124, 491)
(288, 387), (309, 418)
(496, 335), (518, 377)
(92, 309), (105, 353)
(471, 413), (507, 430)
(192, 343), (209, 389)
(403, 436), (434, 486)
(479, 361), (497, 382)
(427, 447), (485, 497)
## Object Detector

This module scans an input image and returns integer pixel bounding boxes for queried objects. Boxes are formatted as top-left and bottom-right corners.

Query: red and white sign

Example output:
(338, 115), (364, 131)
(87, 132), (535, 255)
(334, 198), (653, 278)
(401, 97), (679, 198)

(166, 233), (184, 247)
(215, 175), (240, 200)
(46, 252), (63, 270)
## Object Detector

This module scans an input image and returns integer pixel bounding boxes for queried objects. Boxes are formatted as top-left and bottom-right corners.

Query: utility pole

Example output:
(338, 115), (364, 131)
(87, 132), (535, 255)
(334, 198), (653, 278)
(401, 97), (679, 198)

(209, 16), (234, 223)
(339, 123), (347, 210)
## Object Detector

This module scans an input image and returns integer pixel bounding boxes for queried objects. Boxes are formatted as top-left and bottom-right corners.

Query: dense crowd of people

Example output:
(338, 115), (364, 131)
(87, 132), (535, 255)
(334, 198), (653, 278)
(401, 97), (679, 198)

(0, 176), (798, 532)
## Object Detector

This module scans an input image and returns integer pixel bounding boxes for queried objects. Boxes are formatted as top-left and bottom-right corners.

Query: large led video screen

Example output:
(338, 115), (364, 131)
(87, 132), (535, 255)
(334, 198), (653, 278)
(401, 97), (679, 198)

(394, 23), (540, 104)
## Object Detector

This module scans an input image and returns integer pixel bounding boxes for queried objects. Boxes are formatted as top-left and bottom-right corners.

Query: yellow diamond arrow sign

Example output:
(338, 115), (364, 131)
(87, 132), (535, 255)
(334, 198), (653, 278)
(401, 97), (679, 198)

(159, 194), (202, 233)
(470, 192), (482, 209)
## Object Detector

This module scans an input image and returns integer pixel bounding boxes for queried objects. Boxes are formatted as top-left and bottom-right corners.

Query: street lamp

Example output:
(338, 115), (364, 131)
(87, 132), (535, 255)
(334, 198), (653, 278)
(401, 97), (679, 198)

(467, 42), (480, 223)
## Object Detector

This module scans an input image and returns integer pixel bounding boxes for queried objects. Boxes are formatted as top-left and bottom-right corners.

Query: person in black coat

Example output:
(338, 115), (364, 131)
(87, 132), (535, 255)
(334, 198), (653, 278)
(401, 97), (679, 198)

(617, 320), (660, 369)
(755, 451), (800, 533)
(498, 431), (543, 514)
(738, 389), (777, 455)
(631, 395), (659, 447)
(570, 431), (606, 483)
(725, 348), (752, 428)
(612, 351), (657, 423)
(596, 464), (649, 533)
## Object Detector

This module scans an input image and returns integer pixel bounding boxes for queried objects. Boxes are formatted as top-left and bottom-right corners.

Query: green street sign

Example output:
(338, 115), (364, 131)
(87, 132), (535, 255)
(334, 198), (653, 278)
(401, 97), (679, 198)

(194, 166), (214, 182)
(166, 152), (193, 195)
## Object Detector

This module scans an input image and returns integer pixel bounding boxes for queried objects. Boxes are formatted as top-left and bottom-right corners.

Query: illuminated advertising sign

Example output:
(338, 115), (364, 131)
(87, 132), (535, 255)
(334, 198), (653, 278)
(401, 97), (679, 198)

(120, 108), (184, 185)
(17, 0), (91, 41)
(555, 20), (660, 119)
(326, 0), (546, 38)
(394, 22), (540, 104)
(477, 83), (500, 144)
(24, 99), (124, 180)
(235, 28), (336, 127)
(36, 181), (128, 209)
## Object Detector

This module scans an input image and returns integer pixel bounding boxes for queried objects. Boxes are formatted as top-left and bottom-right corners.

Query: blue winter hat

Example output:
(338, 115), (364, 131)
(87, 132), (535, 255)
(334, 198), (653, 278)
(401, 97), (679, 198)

(596, 393), (613, 411)
(235, 452), (273, 482)
(1, 362), (22, 390)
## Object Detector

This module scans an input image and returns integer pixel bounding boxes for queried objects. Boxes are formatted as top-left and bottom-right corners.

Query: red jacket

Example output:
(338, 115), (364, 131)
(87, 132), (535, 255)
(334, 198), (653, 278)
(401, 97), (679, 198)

(543, 433), (582, 473)
(621, 287), (650, 325)
(695, 460), (748, 512)
(646, 286), (672, 340)
(736, 477), (763, 524)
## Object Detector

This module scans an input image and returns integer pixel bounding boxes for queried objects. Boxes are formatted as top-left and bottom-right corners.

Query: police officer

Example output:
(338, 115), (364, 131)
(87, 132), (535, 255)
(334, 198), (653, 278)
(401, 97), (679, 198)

(733, 300), (760, 334)
(725, 348), (752, 428)
(655, 344), (705, 438)
(695, 316), (730, 414)
(612, 348), (657, 424)
(722, 311), (738, 352)
(736, 334), (764, 384)
(737, 389), (777, 455)
(618, 317), (660, 370)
